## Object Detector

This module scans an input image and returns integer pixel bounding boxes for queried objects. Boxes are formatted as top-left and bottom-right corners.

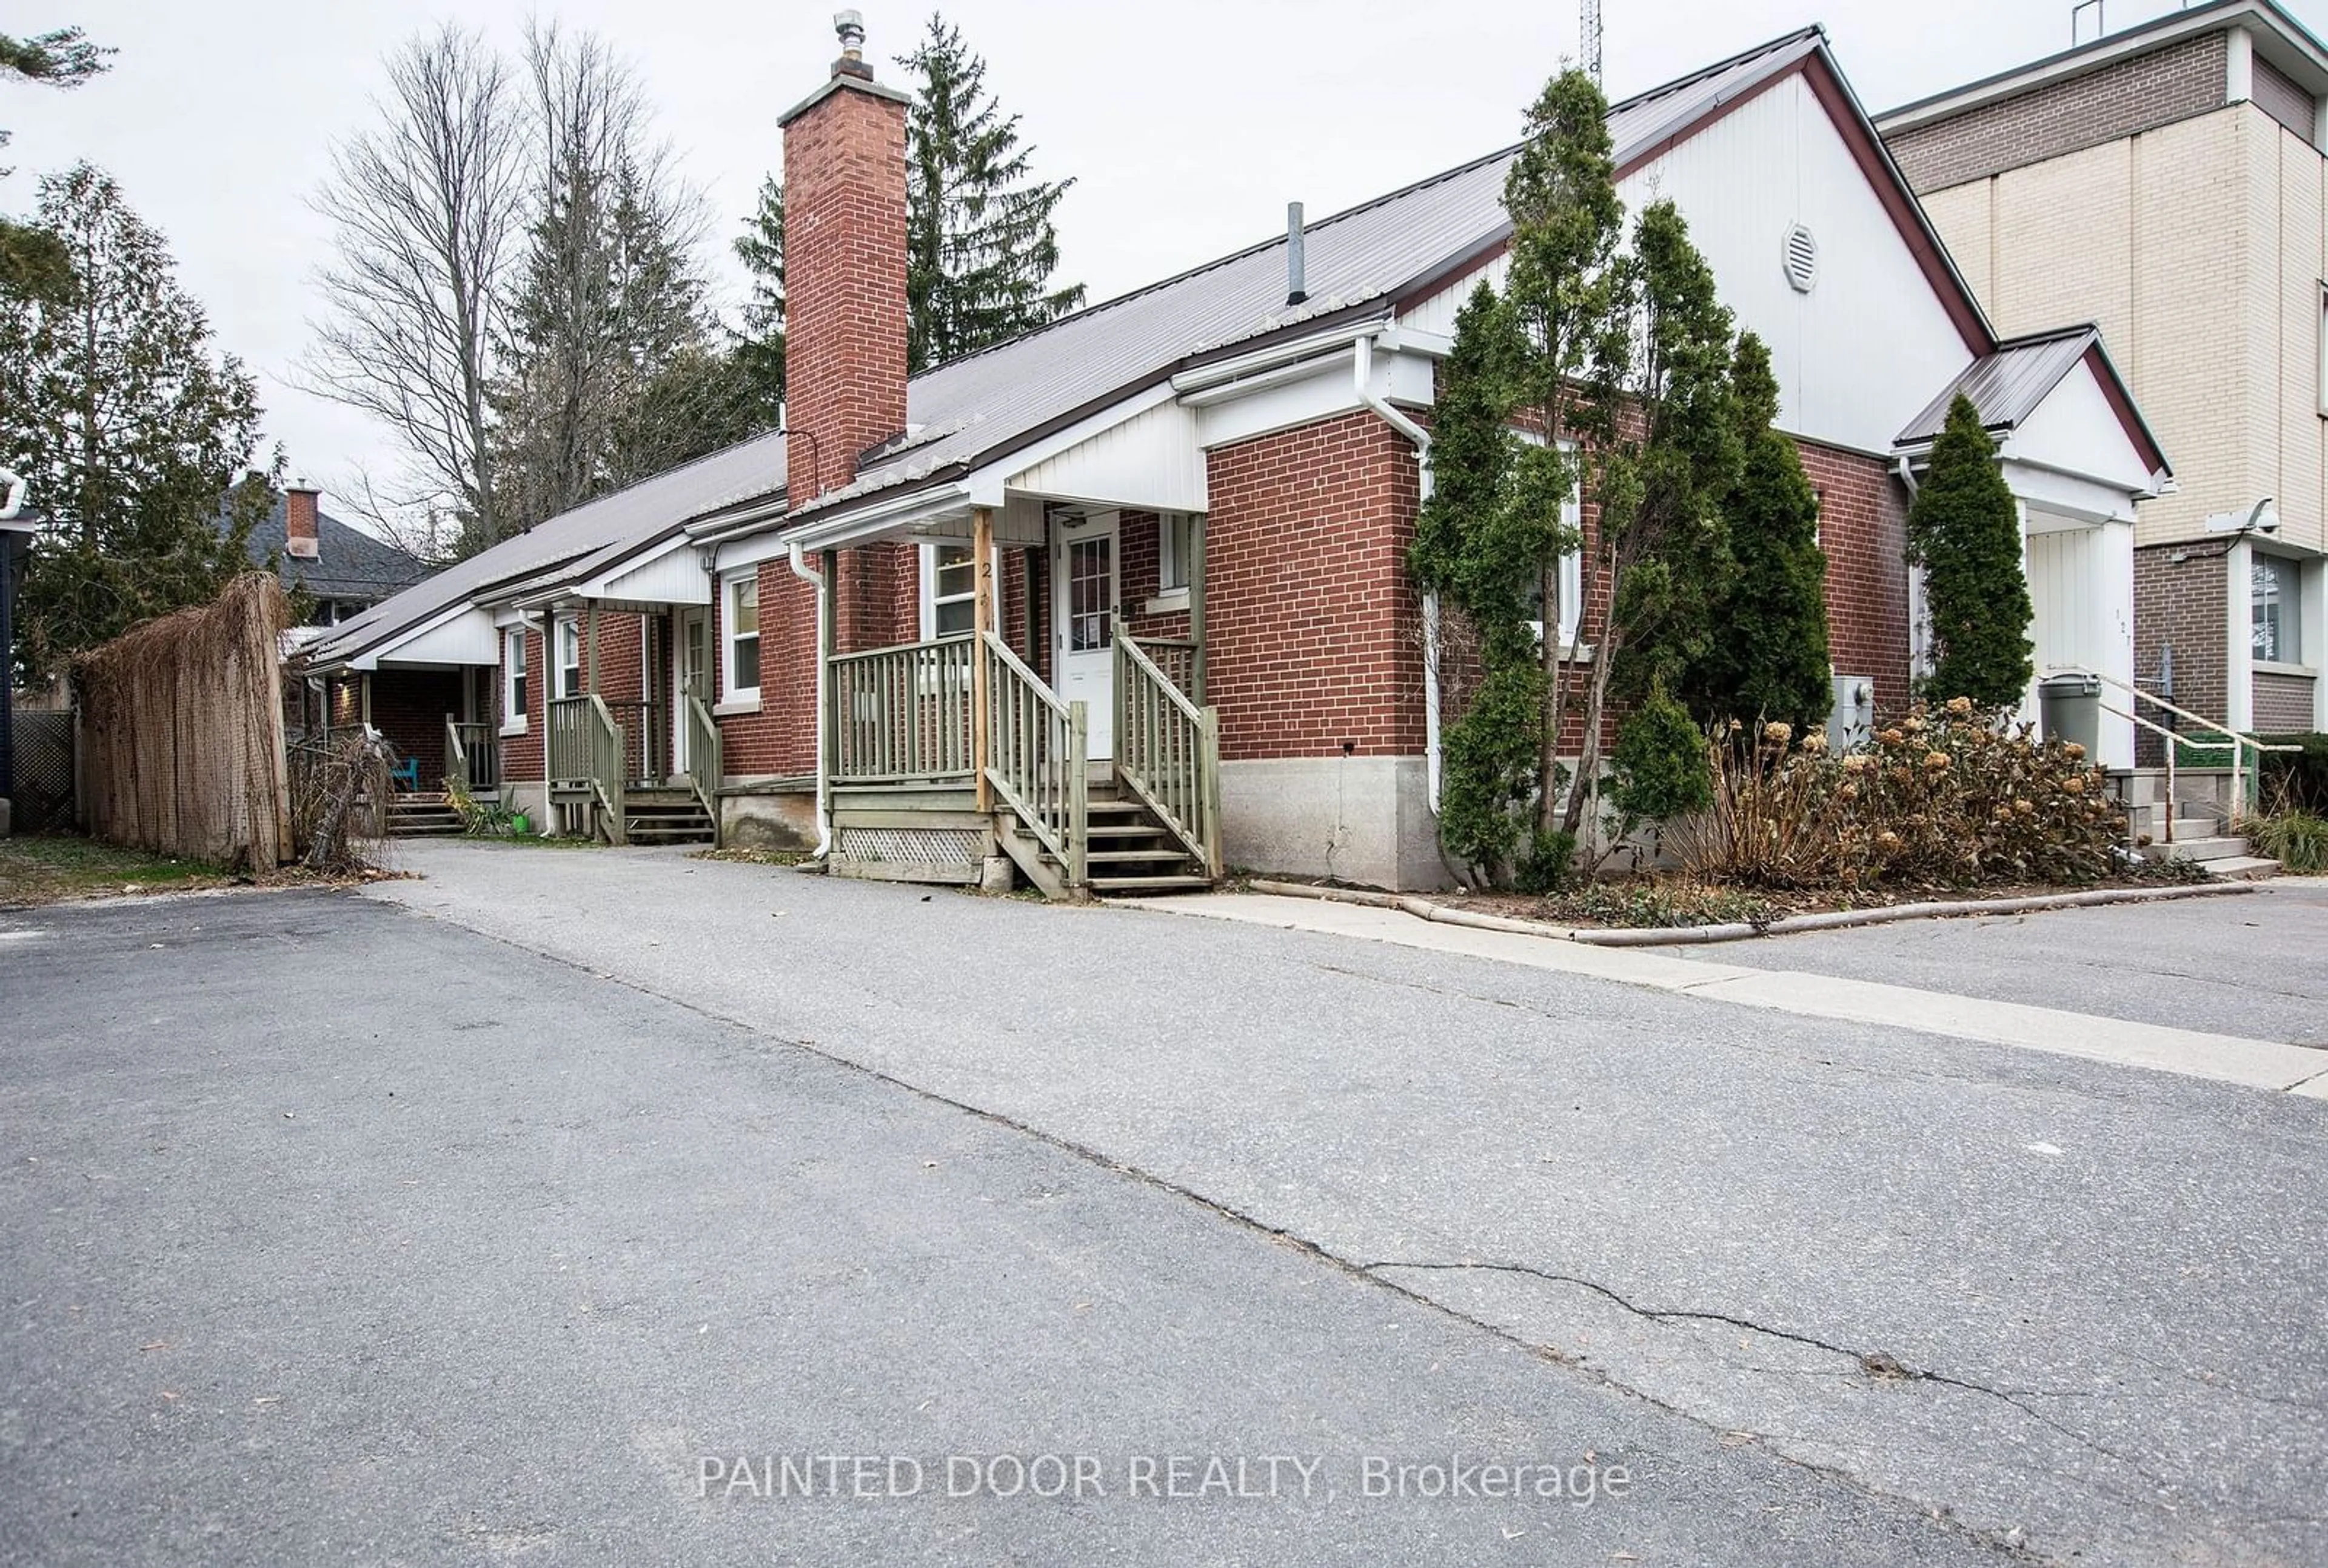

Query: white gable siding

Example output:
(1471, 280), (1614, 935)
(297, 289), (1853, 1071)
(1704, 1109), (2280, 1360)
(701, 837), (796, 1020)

(1402, 72), (1976, 456)
(374, 607), (498, 669)
(2009, 364), (2157, 500)
(1006, 397), (1207, 512)
(1620, 73), (1972, 454)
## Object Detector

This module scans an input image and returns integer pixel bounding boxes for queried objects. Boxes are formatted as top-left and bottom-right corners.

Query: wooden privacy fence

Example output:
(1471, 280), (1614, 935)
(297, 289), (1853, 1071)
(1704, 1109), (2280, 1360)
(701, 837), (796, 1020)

(73, 573), (295, 869)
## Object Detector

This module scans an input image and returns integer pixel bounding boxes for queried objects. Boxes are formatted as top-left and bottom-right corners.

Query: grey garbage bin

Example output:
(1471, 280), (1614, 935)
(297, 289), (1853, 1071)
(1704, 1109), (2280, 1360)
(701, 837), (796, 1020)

(2039, 673), (2102, 754)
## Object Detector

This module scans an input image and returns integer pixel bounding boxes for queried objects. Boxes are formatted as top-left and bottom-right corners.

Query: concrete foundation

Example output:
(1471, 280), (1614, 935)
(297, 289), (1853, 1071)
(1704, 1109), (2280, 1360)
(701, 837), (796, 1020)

(720, 782), (819, 852)
(1219, 754), (1451, 892)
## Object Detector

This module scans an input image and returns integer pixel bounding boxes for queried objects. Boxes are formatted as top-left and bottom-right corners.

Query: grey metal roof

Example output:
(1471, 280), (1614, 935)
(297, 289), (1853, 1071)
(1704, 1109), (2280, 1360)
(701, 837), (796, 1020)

(306, 427), (786, 668)
(787, 27), (1830, 520)
(224, 495), (429, 604)
(306, 26), (1833, 668)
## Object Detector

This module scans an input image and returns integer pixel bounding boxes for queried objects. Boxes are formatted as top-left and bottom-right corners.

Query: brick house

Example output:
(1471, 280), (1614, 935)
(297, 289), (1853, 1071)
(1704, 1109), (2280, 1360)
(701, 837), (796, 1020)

(304, 19), (2167, 892)
(1879, 0), (2328, 746)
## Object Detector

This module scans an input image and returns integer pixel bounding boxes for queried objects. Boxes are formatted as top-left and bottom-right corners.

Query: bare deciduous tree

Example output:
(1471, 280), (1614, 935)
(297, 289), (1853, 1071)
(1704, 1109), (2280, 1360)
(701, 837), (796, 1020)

(301, 25), (523, 559)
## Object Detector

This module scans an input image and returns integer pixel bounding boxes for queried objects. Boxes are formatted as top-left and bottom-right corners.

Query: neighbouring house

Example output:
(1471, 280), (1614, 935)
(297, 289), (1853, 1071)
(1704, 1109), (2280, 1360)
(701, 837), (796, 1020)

(1879, 0), (2328, 747)
(227, 479), (430, 632)
(301, 18), (2169, 892)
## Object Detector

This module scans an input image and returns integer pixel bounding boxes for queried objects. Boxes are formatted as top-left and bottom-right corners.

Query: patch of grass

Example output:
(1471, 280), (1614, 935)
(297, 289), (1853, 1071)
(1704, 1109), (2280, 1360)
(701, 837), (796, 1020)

(0, 835), (230, 907)
(2241, 808), (2328, 873)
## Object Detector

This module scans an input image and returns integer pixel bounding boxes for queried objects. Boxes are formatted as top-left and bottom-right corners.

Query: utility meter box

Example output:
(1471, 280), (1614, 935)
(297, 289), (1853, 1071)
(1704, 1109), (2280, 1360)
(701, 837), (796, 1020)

(1827, 674), (1875, 753)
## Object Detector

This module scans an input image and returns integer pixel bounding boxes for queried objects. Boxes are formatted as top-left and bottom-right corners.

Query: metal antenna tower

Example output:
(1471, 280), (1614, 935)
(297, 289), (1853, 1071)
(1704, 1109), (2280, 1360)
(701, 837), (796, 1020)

(1582, 0), (1604, 85)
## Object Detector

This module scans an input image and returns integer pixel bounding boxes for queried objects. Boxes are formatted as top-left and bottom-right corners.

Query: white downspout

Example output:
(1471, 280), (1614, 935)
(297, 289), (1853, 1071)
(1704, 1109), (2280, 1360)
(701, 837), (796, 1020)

(518, 608), (550, 834)
(787, 541), (832, 858)
(1353, 332), (1442, 813)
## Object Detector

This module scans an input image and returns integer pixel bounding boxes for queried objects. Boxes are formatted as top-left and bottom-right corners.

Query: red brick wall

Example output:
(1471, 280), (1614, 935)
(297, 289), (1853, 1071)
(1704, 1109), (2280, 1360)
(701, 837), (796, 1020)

(367, 669), (461, 784)
(782, 72), (908, 505)
(1205, 411), (1426, 759)
(503, 629), (544, 781)
(1118, 510), (1196, 646)
(1800, 439), (1913, 715)
(1885, 33), (2228, 193)
(717, 561), (819, 779)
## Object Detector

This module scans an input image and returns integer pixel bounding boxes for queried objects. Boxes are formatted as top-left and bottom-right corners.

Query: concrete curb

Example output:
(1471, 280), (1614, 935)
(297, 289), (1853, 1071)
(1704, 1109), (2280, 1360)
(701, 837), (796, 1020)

(1243, 876), (2256, 948)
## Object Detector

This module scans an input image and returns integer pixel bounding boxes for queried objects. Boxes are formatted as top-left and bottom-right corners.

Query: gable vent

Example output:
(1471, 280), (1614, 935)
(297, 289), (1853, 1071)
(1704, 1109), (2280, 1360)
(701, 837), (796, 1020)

(1782, 224), (1819, 293)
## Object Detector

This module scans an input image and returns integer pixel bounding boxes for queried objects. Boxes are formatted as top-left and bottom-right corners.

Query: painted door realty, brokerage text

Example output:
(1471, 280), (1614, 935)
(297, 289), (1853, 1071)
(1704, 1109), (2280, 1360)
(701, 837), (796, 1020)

(697, 1452), (1634, 1506)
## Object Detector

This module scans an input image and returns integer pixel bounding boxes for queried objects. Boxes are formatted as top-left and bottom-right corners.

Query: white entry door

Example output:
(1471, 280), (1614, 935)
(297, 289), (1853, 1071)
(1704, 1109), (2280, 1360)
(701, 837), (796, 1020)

(674, 607), (711, 773)
(1053, 510), (1119, 759)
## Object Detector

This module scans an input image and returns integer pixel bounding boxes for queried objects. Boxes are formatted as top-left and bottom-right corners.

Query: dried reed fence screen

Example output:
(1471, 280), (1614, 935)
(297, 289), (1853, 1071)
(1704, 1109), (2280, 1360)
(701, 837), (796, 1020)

(74, 573), (295, 869)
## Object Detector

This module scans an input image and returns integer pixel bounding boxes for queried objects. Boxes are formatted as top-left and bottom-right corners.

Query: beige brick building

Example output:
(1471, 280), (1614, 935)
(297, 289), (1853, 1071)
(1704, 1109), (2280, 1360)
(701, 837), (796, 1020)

(1881, 0), (2328, 737)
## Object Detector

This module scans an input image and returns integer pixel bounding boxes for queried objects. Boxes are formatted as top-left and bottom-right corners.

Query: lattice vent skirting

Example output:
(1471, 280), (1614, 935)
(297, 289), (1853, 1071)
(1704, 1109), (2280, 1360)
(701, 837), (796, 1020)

(836, 826), (982, 869)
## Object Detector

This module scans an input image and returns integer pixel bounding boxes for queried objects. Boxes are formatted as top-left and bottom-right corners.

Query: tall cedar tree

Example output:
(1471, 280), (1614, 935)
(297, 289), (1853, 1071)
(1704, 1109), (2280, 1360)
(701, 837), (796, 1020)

(1563, 197), (1741, 838)
(1, 25), (112, 302)
(1908, 395), (2033, 708)
(1501, 70), (1623, 853)
(1408, 282), (1542, 878)
(734, 14), (1085, 389)
(0, 164), (275, 679)
(1691, 332), (1831, 731)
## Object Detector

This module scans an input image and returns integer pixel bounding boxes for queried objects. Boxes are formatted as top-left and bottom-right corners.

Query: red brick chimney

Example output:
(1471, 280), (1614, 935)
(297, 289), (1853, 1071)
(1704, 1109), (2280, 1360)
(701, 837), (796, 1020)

(779, 10), (911, 512)
(284, 477), (321, 560)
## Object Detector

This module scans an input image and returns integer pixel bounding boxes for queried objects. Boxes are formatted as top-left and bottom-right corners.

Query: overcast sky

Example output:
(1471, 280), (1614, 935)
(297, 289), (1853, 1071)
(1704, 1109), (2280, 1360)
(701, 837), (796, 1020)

(6, 0), (2323, 519)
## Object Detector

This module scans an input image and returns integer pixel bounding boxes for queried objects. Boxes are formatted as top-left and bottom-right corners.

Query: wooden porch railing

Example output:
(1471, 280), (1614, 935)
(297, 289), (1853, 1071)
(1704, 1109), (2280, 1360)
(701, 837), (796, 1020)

(831, 637), (975, 782)
(1132, 635), (1200, 702)
(547, 694), (626, 842)
(683, 692), (722, 844)
(600, 697), (663, 786)
(1114, 634), (1222, 876)
(983, 630), (1088, 888)
(444, 716), (500, 794)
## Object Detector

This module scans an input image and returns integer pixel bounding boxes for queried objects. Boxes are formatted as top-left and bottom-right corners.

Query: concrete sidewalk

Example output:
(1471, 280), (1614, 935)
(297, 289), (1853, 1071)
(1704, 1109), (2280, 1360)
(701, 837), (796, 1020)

(1139, 890), (2328, 1095)
(356, 841), (2328, 1566)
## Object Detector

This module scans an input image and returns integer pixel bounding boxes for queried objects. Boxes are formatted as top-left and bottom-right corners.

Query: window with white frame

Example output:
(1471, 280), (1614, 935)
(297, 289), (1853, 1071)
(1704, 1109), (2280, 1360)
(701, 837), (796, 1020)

(2254, 552), (2302, 664)
(1515, 433), (1585, 647)
(554, 616), (581, 699)
(503, 627), (528, 726)
(724, 573), (761, 698)
(920, 542), (977, 638)
(1157, 513), (1194, 594)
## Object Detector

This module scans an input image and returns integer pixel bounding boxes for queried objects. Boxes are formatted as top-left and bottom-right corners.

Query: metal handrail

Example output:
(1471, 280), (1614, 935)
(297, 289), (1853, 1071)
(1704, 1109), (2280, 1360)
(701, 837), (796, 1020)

(2046, 662), (2301, 837)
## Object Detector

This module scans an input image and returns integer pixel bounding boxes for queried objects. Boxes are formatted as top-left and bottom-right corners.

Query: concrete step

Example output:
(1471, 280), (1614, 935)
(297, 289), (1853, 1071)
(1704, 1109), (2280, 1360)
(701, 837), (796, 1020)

(2141, 835), (2251, 864)
(2169, 817), (2227, 841)
(2208, 855), (2284, 881)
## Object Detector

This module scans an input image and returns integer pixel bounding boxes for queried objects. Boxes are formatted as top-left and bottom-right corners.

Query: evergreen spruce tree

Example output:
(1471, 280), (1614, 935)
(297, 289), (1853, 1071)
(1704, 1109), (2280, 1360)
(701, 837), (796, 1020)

(900, 14), (1083, 372)
(729, 175), (786, 410)
(1907, 395), (2033, 709)
(1693, 332), (1831, 731)
(0, 164), (275, 679)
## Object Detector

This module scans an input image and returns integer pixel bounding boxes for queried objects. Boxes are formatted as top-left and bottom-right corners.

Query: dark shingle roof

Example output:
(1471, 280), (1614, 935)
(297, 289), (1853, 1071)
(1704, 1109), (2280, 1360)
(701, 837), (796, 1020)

(226, 495), (430, 604)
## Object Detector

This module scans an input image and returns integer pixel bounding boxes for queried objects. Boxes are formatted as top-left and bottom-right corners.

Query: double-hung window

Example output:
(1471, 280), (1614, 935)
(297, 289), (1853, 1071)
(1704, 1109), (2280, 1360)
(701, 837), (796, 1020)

(503, 628), (528, 729)
(724, 572), (761, 700)
(921, 543), (977, 638)
(555, 617), (581, 699)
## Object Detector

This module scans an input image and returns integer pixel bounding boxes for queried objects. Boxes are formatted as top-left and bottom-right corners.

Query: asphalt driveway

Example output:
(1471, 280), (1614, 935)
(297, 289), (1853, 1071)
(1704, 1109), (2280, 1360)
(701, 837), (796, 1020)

(347, 839), (2328, 1567)
(2, 888), (2004, 1567)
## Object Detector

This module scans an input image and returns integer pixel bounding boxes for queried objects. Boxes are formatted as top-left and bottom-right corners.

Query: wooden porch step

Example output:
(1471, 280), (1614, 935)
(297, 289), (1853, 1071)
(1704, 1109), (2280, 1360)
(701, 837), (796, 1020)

(1089, 873), (1215, 893)
(1085, 848), (1203, 866)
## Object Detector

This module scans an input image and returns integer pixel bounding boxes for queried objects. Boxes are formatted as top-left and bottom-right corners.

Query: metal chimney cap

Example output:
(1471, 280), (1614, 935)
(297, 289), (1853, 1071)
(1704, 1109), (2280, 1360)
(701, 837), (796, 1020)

(835, 10), (866, 57)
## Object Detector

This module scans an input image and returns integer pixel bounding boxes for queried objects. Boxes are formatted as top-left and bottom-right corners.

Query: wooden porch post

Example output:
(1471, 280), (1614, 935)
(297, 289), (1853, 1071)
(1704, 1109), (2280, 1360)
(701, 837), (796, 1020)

(585, 600), (601, 695)
(1188, 512), (1208, 705)
(360, 672), (373, 728)
(971, 505), (995, 810)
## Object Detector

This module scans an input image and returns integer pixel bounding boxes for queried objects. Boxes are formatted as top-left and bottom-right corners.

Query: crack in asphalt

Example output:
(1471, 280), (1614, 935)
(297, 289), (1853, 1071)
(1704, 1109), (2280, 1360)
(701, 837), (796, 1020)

(371, 890), (2061, 1564)
(1362, 1259), (2173, 1493)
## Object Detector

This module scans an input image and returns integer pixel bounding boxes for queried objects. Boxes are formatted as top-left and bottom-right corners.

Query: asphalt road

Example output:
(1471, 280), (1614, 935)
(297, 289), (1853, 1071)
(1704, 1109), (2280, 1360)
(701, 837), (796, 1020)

(6, 847), (2325, 1565)
(3, 889), (2000, 1567)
